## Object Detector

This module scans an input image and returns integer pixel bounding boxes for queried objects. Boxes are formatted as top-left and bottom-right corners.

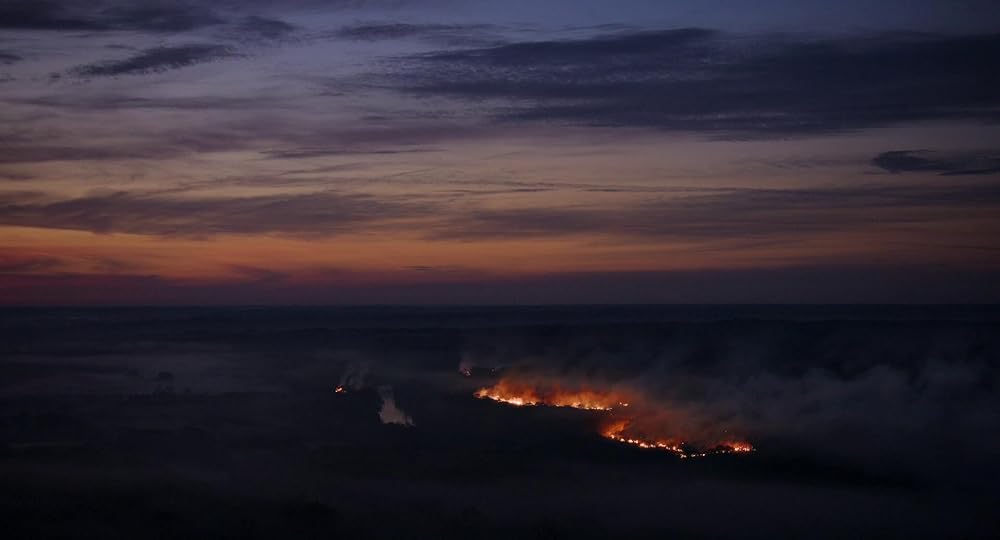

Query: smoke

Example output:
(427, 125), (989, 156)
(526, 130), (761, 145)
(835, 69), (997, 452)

(474, 371), (751, 452)
(457, 352), (507, 378)
(337, 362), (415, 426)
(461, 321), (1000, 474)
(338, 361), (370, 390)
(377, 385), (414, 426)
(457, 357), (472, 377)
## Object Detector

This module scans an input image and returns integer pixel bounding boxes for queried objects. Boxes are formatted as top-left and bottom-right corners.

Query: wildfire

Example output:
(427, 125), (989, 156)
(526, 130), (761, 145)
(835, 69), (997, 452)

(474, 380), (619, 411)
(601, 420), (753, 458)
(334, 386), (346, 394)
(474, 377), (754, 459)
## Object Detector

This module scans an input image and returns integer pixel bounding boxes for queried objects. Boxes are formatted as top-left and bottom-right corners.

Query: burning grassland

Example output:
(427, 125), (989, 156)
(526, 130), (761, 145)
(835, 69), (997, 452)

(475, 377), (753, 458)
(474, 379), (626, 410)
(601, 419), (753, 458)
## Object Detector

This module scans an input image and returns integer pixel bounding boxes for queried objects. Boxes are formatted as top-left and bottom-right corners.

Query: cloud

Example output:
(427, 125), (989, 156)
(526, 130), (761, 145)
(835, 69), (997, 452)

(0, 51), (22, 64)
(0, 1), (435, 33)
(432, 181), (1000, 240)
(73, 44), (238, 76)
(0, 1), (106, 31)
(0, 190), (425, 236)
(0, 1), (223, 32)
(872, 150), (1000, 176)
(0, 254), (62, 274)
(0, 120), (482, 167)
(226, 264), (289, 284)
(232, 15), (296, 41)
(100, 3), (224, 32)
(0, 145), (180, 164)
(383, 29), (1000, 136)
(0, 171), (34, 181)
(334, 22), (497, 46)
(261, 147), (438, 159)
(9, 94), (275, 112)
(3, 179), (1000, 244)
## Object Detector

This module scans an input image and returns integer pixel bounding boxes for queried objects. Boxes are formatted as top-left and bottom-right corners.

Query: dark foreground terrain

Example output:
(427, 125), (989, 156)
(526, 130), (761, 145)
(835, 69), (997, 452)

(1, 306), (998, 538)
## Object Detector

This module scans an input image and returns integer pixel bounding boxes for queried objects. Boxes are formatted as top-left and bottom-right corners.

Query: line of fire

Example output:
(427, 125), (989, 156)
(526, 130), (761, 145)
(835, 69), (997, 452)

(472, 376), (754, 459)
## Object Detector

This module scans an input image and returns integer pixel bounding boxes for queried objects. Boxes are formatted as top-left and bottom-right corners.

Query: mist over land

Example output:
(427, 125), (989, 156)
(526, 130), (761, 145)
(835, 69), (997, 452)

(2, 306), (997, 538)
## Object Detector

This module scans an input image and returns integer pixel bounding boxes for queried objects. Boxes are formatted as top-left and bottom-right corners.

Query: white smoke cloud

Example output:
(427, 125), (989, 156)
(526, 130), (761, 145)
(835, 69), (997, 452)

(377, 385), (414, 426)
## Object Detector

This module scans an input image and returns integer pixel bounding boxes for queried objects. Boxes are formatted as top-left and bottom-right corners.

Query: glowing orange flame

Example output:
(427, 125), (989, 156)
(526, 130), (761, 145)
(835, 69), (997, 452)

(474, 380), (619, 411)
(601, 420), (753, 458)
(601, 420), (686, 455)
(334, 386), (346, 394)
(475, 378), (754, 459)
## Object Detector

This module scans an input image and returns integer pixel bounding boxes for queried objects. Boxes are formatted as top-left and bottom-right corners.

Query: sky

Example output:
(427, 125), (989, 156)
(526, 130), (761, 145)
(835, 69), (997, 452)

(1, 0), (999, 304)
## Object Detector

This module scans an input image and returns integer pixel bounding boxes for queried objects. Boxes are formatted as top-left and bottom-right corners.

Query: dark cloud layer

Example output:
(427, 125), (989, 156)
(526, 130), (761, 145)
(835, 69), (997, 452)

(0, 0), (407, 34)
(0, 254), (61, 274)
(233, 15), (296, 40)
(0, 1), (105, 31)
(74, 44), (238, 76)
(0, 190), (419, 236)
(99, 3), (225, 33)
(388, 30), (1000, 135)
(873, 150), (1000, 176)
(0, 1), (224, 33)
(0, 51), (21, 64)
(335, 22), (497, 46)
(434, 181), (1000, 240)
(3, 180), (1000, 242)
(0, 145), (180, 164)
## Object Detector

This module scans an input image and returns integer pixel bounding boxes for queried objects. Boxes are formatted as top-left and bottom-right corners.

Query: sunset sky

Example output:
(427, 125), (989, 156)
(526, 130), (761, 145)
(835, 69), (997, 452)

(2, 0), (999, 304)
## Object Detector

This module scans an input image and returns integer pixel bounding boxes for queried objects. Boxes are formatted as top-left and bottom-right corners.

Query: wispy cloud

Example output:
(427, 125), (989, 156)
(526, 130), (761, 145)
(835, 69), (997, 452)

(230, 15), (297, 42)
(432, 181), (1000, 240)
(0, 1), (223, 32)
(334, 22), (499, 46)
(3, 180), (999, 244)
(0, 190), (427, 236)
(872, 150), (1000, 176)
(0, 253), (62, 274)
(0, 50), (21, 64)
(383, 30), (1000, 136)
(73, 44), (238, 76)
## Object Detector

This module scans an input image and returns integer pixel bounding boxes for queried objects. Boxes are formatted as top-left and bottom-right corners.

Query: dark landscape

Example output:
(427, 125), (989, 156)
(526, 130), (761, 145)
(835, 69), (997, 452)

(2, 306), (998, 538)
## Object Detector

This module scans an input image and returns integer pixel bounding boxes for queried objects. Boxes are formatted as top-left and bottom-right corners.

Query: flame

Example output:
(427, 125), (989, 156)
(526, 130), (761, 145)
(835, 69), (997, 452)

(334, 385), (346, 394)
(475, 377), (754, 459)
(474, 380), (619, 411)
(601, 420), (753, 458)
(601, 420), (687, 455)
